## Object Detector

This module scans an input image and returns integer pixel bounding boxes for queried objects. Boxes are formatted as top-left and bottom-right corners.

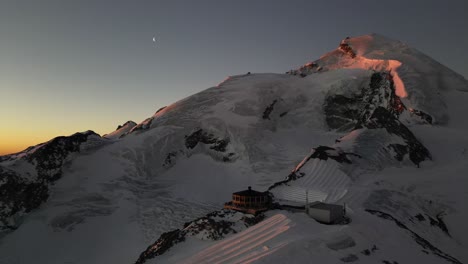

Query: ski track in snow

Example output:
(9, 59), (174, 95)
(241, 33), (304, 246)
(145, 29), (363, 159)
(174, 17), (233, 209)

(180, 214), (291, 264)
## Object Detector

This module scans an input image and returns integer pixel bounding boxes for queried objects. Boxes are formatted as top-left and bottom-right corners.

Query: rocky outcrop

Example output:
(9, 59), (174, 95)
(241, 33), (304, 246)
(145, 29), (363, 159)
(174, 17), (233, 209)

(305, 146), (361, 164)
(262, 99), (278, 120)
(185, 128), (230, 152)
(0, 167), (48, 230)
(338, 42), (356, 58)
(0, 131), (103, 230)
(409, 108), (433, 124)
(324, 72), (406, 131)
(286, 62), (322, 77)
(324, 94), (363, 131)
(116, 121), (137, 131)
(155, 106), (167, 114)
(26, 131), (100, 181)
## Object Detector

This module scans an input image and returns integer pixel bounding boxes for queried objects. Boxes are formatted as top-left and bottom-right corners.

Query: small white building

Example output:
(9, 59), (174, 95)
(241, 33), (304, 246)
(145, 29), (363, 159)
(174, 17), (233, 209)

(307, 201), (345, 224)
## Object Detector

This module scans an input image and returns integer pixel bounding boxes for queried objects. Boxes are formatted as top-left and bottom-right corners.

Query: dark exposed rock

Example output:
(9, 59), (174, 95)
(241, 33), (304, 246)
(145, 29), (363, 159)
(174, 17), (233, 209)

(306, 146), (361, 164)
(116, 121), (137, 131)
(163, 152), (178, 168)
(186, 218), (235, 240)
(262, 99), (278, 120)
(0, 167), (49, 230)
(268, 172), (305, 191)
(415, 213), (426, 222)
(185, 129), (229, 152)
(279, 111), (288, 117)
(286, 62), (319, 76)
(388, 144), (408, 161)
(211, 140), (229, 152)
(366, 209), (462, 264)
(135, 229), (185, 264)
(221, 152), (236, 162)
(324, 94), (362, 130)
(410, 108), (433, 124)
(339, 42), (356, 58)
(241, 213), (265, 227)
(155, 106), (167, 114)
(360, 244), (380, 256)
(427, 212), (450, 237)
(340, 254), (359, 262)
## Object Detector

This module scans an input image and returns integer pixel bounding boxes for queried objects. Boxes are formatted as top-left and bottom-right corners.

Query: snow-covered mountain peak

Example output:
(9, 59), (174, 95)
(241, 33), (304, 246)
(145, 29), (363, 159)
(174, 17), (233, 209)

(289, 33), (468, 124)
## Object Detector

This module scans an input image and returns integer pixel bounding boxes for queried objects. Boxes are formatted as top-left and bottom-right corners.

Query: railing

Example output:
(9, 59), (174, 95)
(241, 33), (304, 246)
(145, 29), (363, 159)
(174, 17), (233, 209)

(223, 202), (269, 215)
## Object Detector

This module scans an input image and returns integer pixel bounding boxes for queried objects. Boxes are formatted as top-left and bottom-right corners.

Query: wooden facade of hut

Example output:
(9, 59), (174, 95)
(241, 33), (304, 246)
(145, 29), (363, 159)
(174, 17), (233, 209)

(224, 186), (271, 215)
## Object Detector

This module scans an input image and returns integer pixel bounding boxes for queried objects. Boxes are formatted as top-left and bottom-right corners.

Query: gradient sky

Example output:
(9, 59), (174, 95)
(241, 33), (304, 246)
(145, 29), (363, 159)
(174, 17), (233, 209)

(1, 0), (467, 155)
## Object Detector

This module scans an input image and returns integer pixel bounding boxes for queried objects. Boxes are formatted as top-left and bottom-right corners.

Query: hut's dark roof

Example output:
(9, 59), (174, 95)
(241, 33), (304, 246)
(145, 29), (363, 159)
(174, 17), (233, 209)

(233, 188), (268, 197)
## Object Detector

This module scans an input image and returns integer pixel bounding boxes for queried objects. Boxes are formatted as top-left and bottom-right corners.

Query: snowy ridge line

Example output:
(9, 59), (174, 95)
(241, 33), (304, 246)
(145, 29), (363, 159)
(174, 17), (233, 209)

(180, 214), (291, 264)
(366, 209), (463, 264)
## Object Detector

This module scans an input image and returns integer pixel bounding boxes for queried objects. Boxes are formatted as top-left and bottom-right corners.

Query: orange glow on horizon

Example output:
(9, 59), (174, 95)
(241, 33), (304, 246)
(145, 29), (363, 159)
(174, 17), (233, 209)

(0, 132), (52, 156)
(0, 125), (111, 157)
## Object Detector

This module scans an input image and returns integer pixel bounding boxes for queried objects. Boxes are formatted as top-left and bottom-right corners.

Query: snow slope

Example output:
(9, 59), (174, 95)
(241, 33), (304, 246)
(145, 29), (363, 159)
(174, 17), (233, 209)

(1, 33), (467, 264)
